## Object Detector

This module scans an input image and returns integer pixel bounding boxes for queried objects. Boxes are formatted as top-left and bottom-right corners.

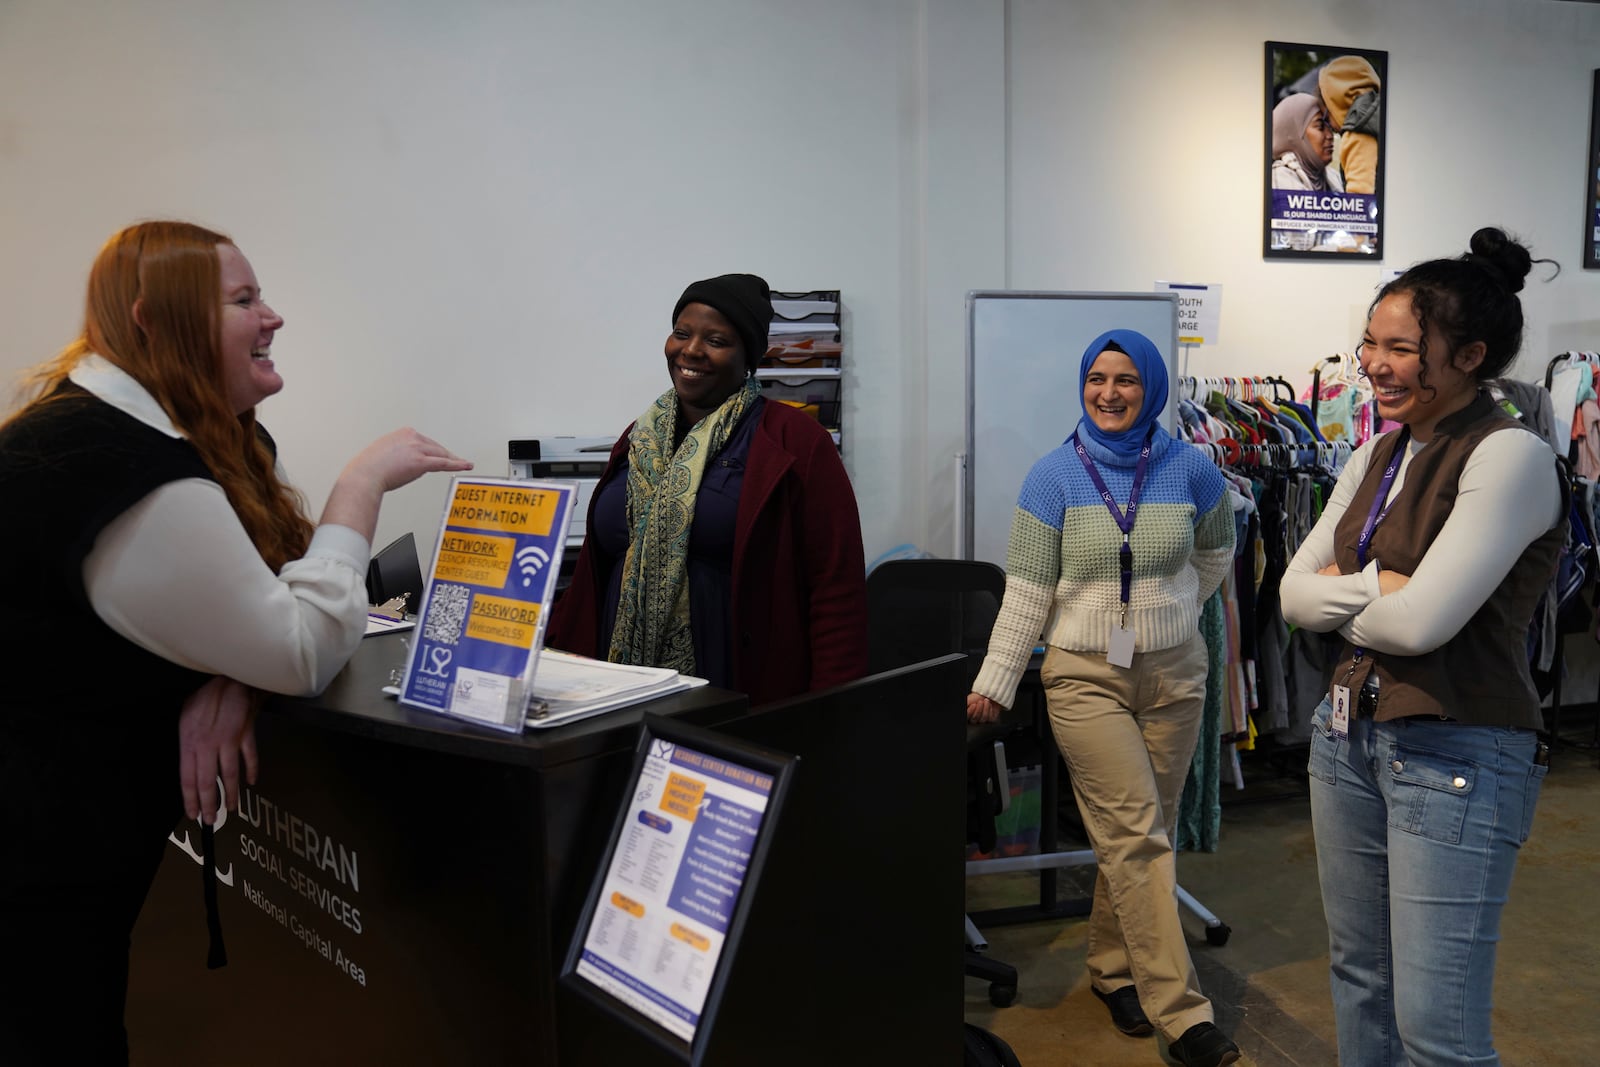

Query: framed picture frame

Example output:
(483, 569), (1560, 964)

(1264, 41), (1387, 259)
(1584, 70), (1600, 270)
(561, 713), (797, 1066)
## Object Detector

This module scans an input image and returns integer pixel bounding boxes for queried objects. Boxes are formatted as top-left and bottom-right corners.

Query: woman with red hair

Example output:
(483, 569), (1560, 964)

(0, 220), (470, 1062)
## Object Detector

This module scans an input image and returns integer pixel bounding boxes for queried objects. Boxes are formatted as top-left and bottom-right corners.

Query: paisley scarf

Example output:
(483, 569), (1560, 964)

(607, 378), (763, 672)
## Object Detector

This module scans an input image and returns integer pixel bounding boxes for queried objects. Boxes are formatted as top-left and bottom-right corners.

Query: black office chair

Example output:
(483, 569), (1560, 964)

(865, 558), (1020, 1008)
(366, 532), (425, 615)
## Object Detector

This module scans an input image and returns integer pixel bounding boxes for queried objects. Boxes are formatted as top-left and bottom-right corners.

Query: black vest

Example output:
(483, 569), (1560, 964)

(0, 384), (219, 881)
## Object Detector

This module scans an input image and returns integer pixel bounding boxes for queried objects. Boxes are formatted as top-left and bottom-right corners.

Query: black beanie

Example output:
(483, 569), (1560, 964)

(672, 273), (773, 374)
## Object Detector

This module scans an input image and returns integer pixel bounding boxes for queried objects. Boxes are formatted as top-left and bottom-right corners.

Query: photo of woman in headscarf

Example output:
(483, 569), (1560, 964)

(1270, 93), (1341, 192)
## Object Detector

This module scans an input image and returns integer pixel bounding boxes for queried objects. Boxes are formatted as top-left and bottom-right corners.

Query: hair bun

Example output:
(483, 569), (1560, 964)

(1466, 227), (1532, 293)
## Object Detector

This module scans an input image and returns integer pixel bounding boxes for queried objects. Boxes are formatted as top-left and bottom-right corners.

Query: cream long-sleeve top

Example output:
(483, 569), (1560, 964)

(71, 355), (369, 695)
(1279, 427), (1562, 656)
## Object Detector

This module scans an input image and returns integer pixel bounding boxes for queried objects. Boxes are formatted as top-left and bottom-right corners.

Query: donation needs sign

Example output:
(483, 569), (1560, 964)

(575, 736), (775, 1043)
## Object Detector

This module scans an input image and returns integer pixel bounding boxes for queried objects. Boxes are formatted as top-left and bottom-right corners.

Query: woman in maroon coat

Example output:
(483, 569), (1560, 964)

(546, 274), (867, 706)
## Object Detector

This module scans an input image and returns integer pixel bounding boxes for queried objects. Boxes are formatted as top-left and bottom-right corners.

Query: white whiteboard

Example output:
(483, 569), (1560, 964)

(963, 291), (1179, 567)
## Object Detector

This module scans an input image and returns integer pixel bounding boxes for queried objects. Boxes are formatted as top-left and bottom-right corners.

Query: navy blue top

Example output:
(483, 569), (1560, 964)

(594, 398), (764, 688)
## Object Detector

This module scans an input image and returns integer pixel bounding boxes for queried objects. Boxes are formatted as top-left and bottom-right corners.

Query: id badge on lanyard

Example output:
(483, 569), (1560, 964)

(1071, 429), (1154, 668)
(1331, 429), (1410, 736)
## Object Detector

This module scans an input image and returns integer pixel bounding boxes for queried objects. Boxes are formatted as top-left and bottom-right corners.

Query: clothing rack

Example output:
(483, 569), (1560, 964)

(1537, 352), (1600, 752)
(1187, 440), (1353, 472)
(1173, 374), (1355, 805)
(1233, 441), (1352, 470)
(1308, 353), (1364, 426)
(1545, 350), (1600, 389)
(1177, 374), (1296, 404)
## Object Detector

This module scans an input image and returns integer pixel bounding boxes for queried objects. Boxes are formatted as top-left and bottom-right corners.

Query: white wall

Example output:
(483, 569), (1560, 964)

(0, 0), (993, 563)
(3, 0), (1600, 564)
(1006, 0), (1600, 383)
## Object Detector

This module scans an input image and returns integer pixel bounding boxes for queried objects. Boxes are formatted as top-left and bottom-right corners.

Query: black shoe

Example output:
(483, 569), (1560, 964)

(1167, 1021), (1240, 1067)
(1091, 984), (1153, 1037)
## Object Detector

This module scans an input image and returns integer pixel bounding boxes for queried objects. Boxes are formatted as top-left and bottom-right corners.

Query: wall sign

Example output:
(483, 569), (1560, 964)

(1154, 281), (1222, 346)
(1264, 41), (1388, 260)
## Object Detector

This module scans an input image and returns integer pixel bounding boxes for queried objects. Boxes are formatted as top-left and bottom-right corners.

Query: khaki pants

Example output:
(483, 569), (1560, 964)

(1041, 633), (1212, 1039)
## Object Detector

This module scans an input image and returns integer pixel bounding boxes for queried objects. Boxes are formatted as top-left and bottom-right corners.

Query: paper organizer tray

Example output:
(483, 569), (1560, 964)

(756, 370), (840, 430)
(763, 289), (841, 370)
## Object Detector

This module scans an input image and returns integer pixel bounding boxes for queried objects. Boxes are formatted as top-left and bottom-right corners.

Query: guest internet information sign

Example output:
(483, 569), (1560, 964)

(400, 476), (576, 732)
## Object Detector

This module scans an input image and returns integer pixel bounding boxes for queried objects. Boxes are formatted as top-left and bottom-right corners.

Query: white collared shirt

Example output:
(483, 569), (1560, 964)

(71, 355), (369, 695)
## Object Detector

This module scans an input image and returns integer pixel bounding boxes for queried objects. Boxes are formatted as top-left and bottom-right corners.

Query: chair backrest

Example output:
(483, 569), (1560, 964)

(866, 559), (1007, 688)
(366, 531), (425, 612)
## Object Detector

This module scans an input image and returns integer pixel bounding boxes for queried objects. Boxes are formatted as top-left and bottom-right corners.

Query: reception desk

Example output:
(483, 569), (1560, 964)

(126, 638), (966, 1065)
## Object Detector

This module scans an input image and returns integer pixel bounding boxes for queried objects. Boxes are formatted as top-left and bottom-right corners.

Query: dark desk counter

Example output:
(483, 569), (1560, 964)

(126, 635), (748, 1065)
(127, 642), (967, 1066)
(286, 633), (752, 766)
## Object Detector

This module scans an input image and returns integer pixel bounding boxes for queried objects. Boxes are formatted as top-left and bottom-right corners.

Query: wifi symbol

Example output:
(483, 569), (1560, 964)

(514, 545), (551, 587)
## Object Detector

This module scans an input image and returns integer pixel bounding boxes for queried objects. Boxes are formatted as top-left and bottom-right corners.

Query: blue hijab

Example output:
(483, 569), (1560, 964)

(1076, 328), (1170, 460)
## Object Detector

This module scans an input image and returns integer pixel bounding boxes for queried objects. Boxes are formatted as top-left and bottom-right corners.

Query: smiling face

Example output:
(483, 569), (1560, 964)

(1359, 292), (1484, 441)
(216, 243), (285, 415)
(1082, 349), (1145, 435)
(665, 302), (747, 423)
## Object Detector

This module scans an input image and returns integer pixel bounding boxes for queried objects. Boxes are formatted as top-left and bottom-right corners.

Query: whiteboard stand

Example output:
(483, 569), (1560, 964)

(953, 452), (967, 559)
(966, 846), (1231, 945)
(964, 290), (1179, 565)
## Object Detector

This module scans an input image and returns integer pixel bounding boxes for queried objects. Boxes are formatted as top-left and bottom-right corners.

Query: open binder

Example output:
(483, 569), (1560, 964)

(523, 651), (708, 729)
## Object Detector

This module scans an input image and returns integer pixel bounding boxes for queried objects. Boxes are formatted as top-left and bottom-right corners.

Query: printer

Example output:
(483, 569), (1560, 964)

(507, 436), (614, 590)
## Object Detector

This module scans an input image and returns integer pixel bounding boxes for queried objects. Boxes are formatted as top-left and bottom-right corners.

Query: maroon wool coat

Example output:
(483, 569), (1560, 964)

(545, 401), (868, 707)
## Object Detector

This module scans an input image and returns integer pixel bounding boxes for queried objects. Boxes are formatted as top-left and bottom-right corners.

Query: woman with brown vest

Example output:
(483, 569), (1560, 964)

(1280, 227), (1563, 1067)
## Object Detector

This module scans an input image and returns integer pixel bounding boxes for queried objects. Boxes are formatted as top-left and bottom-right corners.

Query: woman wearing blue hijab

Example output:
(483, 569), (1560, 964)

(968, 330), (1239, 1067)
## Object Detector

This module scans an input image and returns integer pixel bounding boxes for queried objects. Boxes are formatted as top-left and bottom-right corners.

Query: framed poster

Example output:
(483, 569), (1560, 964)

(562, 714), (797, 1065)
(1585, 70), (1600, 270)
(1264, 41), (1387, 259)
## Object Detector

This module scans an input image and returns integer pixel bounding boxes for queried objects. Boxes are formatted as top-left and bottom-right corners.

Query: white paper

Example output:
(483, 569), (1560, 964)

(1107, 625), (1135, 668)
(364, 614), (416, 637)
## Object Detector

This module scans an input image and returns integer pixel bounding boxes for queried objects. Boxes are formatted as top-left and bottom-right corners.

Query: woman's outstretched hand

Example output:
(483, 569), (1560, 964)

(179, 675), (258, 825)
(967, 692), (1005, 724)
(321, 428), (474, 541)
(344, 428), (474, 494)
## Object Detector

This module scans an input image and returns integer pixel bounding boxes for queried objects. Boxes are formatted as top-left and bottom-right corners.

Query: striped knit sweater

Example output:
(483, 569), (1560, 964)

(972, 429), (1235, 709)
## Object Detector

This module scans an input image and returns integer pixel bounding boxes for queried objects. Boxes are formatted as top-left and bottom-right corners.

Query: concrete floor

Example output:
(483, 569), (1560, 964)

(964, 743), (1600, 1066)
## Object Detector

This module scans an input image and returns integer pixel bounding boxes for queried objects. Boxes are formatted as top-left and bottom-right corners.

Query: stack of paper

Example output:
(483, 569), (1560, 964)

(523, 650), (708, 729)
(364, 613), (416, 637)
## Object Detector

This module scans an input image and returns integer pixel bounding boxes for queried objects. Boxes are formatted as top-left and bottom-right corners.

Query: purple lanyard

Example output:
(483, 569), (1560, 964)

(1356, 428), (1410, 569)
(1070, 428), (1155, 615)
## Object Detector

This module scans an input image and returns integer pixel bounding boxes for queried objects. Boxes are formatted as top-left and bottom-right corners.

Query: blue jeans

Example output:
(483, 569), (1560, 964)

(1307, 698), (1547, 1067)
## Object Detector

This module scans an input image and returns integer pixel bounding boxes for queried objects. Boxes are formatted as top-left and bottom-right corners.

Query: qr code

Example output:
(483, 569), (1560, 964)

(423, 583), (471, 645)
